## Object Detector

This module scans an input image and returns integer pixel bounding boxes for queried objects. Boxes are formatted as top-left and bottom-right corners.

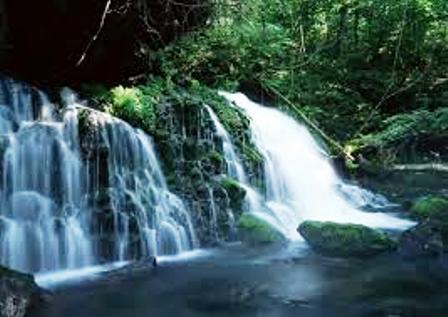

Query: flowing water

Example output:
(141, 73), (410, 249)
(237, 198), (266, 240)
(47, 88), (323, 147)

(0, 76), (196, 273)
(219, 92), (413, 239)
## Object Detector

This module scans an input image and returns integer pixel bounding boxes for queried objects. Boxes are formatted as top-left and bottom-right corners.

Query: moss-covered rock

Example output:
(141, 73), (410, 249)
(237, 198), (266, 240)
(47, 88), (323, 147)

(238, 213), (285, 245)
(298, 221), (396, 257)
(410, 195), (448, 221)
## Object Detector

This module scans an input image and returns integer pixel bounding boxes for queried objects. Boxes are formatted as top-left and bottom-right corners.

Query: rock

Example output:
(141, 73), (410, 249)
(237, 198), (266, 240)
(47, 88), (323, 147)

(410, 195), (448, 221)
(0, 266), (43, 317)
(298, 221), (396, 257)
(98, 257), (157, 282)
(398, 220), (446, 259)
(220, 177), (246, 214)
(238, 213), (285, 245)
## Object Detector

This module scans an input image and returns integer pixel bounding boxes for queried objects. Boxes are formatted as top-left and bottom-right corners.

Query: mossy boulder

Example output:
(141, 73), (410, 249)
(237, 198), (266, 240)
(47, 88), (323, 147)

(298, 221), (396, 257)
(410, 195), (448, 221)
(238, 213), (285, 245)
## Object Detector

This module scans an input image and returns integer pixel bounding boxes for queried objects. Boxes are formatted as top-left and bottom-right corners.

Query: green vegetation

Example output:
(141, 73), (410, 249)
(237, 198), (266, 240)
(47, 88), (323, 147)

(81, 0), (448, 166)
(154, 0), (448, 164)
(238, 213), (285, 244)
(410, 195), (448, 220)
(298, 221), (396, 257)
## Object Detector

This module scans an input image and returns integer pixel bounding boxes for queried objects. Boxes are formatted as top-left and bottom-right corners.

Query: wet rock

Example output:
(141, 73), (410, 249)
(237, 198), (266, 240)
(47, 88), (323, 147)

(398, 220), (446, 259)
(298, 221), (396, 257)
(0, 266), (43, 317)
(238, 213), (285, 245)
(96, 257), (157, 285)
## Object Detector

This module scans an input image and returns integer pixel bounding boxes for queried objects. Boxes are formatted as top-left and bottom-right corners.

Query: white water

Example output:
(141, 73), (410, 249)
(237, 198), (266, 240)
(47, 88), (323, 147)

(0, 78), (93, 272)
(35, 261), (129, 287)
(63, 94), (198, 259)
(0, 76), (197, 273)
(206, 105), (292, 237)
(220, 92), (413, 238)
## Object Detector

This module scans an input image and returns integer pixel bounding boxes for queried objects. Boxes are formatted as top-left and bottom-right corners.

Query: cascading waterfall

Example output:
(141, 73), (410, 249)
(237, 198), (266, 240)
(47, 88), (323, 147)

(0, 76), (196, 273)
(0, 78), (93, 272)
(219, 92), (413, 239)
(62, 94), (197, 259)
(206, 105), (291, 238)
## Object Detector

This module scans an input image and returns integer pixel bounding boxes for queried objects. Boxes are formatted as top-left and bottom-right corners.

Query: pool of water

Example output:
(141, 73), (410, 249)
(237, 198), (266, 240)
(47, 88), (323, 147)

(31, 242), (448, 317)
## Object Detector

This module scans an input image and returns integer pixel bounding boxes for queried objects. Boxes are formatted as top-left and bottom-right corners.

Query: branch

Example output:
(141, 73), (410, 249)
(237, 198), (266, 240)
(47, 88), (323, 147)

(75, 0), (112, 67)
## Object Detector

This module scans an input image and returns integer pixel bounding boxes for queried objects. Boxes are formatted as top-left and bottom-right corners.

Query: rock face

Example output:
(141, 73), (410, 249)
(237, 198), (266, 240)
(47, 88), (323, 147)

(238, 213), (285, 245)
(0, 266), (41, 317)
(145, 98), (261, 246)
(298, 221), (396, 257)
(0, 0), (211, 85)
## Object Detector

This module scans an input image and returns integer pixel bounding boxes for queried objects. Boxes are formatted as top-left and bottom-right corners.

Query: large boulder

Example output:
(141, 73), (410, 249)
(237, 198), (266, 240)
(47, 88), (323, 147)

(238, 213), (285, 245)
(0, 266), (42, 317)
(298, 221), (396, 257)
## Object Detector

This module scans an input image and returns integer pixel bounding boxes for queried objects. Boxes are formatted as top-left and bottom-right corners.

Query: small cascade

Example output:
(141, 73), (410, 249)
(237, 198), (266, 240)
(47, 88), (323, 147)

(0, 76), (197, 273)
(207, 186), (219, 243)
(219, 92), (413, 239)
(205, 105), (247, 182)
(206, 105), (293, 238)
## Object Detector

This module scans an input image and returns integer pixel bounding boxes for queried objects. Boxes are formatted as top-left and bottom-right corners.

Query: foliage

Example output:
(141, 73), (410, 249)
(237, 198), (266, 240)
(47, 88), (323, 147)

(154, 0), (448, 155)
(362, 108), (448, 147)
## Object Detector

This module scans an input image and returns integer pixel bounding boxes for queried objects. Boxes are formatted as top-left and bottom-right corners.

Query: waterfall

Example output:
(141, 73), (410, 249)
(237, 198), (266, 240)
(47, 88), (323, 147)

(219, 92), (413, 239)
(0, 76), (196, 273)
(206, 105), (300, 239)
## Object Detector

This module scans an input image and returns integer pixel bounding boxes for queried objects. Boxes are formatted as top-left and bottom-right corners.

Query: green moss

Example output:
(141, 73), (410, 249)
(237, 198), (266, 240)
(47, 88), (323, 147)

(298, 221), (396, 257)
(221, 177), (240, 192)
(238, 213), (284, 244)
(410, 196), (448, 221)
